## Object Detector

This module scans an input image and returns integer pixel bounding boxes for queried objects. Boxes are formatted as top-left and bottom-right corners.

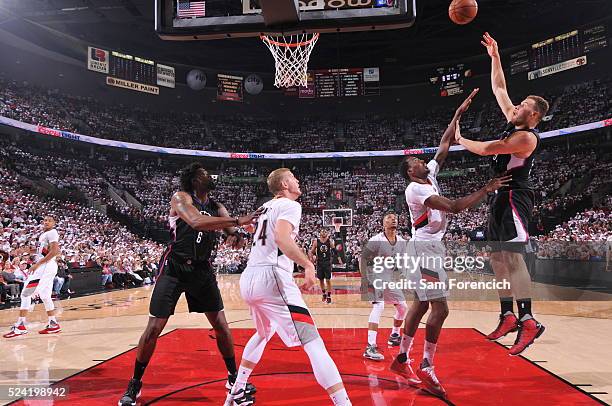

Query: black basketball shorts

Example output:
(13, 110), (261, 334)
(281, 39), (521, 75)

(487, 189), (534, 253)
(149, 256), (224, 318)
(316, 265), (332, 280)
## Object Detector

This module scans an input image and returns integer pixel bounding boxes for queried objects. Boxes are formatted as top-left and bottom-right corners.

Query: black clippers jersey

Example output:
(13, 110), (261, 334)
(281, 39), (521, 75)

(490, 125), (540, 190)
(316, 238), (332, 266)
(169, 195), (220, 263)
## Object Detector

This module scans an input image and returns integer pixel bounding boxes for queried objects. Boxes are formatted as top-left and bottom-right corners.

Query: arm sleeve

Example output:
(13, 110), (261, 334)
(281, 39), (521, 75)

(277, 201), (302, 230)
(407, 183), (437, 207)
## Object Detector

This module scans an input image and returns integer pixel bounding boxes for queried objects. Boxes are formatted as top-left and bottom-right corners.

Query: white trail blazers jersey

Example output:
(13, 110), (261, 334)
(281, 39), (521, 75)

(405, 160), (448, 241)
(36, 229), (59, 262)
(247, 197), (302, 273)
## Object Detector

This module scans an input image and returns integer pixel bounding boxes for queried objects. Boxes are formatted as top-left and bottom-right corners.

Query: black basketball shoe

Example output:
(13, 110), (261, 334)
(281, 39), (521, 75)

(226, 372), (257, 395)
(118, 378), (142, 406)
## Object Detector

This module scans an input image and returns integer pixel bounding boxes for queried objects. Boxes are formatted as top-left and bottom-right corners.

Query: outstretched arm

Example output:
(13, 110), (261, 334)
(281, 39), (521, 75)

(434, 88), (480, 167)
(424, 175), (512, 214)
(171, 192), (259, 231)
(482, 32), (515, 122)
(455, 123), (537, 156)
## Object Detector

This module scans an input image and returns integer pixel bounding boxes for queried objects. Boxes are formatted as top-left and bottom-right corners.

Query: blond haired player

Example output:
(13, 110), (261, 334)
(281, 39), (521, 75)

(226, 168), (351, 406)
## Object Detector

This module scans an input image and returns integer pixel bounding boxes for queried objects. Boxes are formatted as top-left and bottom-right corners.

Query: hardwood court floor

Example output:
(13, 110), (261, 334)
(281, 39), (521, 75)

(0, 274), (611, 405)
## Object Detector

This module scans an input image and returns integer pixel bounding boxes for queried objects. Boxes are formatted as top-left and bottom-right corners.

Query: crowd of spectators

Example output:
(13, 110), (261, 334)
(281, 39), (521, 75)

(0, 73), (610, 289)
(1, 75), (611, 153)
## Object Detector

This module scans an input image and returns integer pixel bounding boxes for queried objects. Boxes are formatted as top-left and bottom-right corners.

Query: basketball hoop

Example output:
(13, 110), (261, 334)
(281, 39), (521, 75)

(260, 32), (320, 88)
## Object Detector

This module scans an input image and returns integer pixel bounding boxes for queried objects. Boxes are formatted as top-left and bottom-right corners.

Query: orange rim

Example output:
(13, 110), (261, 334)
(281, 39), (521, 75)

(260, 33), (320, 48)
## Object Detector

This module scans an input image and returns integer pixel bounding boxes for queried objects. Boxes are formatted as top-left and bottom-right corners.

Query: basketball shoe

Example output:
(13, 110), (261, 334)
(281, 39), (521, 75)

(509, 318), (545, 356)
(363, 344), (384, 361)
(226, 373), (257, 395)
(416, 359), (446, 398)
(39, 321), (61, 334)
(387, 333), (401, 346)
(389, 357), (421, 385)
(486, 312), (518, 340)
(118, 378), (142, 406)
(224, 388), (255, 406)
(3, 324), (28, 338)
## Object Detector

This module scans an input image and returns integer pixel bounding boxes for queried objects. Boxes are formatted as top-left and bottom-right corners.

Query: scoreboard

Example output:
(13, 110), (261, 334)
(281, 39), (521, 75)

(217, 73), (244, 102)
(88, 46), (176, 94)
(430, 64), (472, 97)
(109, 51), (156, 86)
(510, 24), (608, 76)
(286, 68), (380, 98)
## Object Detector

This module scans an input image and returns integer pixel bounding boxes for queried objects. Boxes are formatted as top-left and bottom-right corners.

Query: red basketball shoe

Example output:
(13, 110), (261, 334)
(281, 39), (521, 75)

(389, 357), (421, 385)
(509, 318), (545, 356)
(486, 313), (519, 341)
(416, 359), (446, 398)
(3, 324), (28, 338)
(39, 321), (61, 334)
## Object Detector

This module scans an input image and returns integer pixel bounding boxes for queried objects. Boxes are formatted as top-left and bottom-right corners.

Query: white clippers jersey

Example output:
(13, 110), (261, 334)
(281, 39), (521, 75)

(37, 229), (59, 262)
(405, 160), (448, 241)
(247, 197), (302, 273)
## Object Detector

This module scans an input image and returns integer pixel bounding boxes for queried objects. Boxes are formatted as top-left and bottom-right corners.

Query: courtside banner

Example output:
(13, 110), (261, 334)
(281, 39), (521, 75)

(0, 116), (609, 160)
(106, 77), (159, 95)
(87, 47), (109, 74)
(156, 64), (176, 88)
(527, 55), (587, 80)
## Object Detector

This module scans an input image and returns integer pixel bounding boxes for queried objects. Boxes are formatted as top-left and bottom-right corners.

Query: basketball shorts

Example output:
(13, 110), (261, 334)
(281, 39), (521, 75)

(368, 268), (406, 304)
(404, 241), (449, 302)
(487, 189), (534, 253)
(21, 261), (58, 298)
(240, 265), (320, 347)
(316, 264), (332, 280)
(149, 255), (223, 318)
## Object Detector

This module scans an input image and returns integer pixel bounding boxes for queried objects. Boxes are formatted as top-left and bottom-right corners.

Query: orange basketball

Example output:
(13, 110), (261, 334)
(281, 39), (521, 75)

(449, 0), (478, 25)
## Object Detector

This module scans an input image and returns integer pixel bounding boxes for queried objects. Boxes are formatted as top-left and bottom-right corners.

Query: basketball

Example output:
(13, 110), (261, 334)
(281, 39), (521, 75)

(449, 0), (478, 25)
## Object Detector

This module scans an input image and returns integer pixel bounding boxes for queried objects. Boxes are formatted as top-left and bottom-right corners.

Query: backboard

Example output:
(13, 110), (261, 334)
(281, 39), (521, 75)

(156, 0), (416, 40)
(322, 208), (353, 227)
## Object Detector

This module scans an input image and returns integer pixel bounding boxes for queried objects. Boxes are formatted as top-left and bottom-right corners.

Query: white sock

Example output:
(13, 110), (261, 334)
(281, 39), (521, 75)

(367, 330), (377, 346)
(423, 340), (437, 365)
(399, 334), (413, 355)
(330, 388), (351, 406)
(391, 325), (401, 335)
(49, 316), (57, 324)
(232, 366), (253, 393)
(17, 317), (26, 326)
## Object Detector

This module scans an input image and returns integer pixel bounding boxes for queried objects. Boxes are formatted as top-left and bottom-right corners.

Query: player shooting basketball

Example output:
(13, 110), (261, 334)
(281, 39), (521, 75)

(454, 32), (549, 355)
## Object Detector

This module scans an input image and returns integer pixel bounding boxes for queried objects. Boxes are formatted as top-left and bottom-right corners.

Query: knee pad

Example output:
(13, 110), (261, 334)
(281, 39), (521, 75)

(394, 301), (408, 321)
(368, 302), (385, 325)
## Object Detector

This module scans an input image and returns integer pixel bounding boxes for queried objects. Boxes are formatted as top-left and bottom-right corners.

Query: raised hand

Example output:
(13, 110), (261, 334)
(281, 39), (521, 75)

(481, 32), (499, 59)
(456, 88), (480, 116)
(454, 119), (462, 143)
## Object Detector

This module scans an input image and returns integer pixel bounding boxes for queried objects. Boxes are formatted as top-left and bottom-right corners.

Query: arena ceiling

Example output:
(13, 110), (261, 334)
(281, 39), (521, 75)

(1, 0), (611, 82)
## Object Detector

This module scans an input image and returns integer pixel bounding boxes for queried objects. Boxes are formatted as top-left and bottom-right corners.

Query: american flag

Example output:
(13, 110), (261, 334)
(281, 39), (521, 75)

(177, 0), (205, 18)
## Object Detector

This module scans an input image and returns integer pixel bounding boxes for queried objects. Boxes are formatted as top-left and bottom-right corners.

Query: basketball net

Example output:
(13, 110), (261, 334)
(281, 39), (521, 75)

(260, 33), (319, 88)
